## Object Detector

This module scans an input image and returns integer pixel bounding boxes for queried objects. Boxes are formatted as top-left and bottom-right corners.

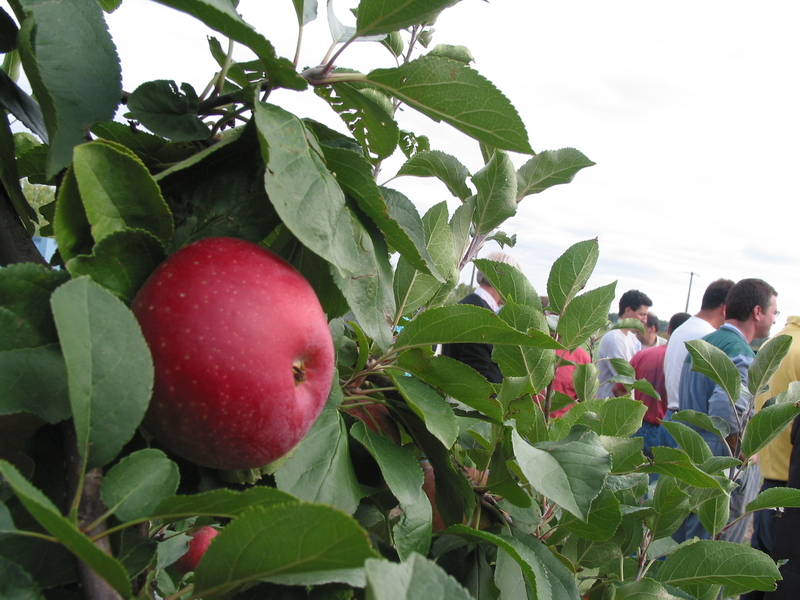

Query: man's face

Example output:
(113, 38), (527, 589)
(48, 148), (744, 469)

(756, 295), (779, 339)
(637, 325), (658, 345)
(623, 305), (650, 325)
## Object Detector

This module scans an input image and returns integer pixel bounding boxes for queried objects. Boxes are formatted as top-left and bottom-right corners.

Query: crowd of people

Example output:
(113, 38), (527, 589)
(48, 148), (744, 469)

(442, 253), (796, 598)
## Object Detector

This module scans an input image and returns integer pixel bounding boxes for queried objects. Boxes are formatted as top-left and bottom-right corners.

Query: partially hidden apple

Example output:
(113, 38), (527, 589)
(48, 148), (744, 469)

(174, 526), (218, 574)
(132, 237), (334, 470)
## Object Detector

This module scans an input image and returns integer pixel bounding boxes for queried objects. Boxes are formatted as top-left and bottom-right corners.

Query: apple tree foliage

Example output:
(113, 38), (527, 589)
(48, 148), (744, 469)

(0, 1), (799, 599)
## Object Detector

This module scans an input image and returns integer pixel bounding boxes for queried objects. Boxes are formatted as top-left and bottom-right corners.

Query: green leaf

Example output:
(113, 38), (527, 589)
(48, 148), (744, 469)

(100, 449), (179, 523)
(741, 381), (800, 458)
(561, 488), (622, 541)
(364, 554), (472, 600)
(390, 373), (458, 449)
(355, 0), (459, 36)
(573, 362), (600, 403)
(292, 0), (318, 25)
(614, 578), (693, 600)
(328, 224), (396, 352)
(97, 0), (122, 13)
(65, 229), (167, 304)
(0, 263), (69, 351)
(647, 476), (691, 540)
(685, 339), (742, 403)
(428, 44), (474, 64)
(50, 277), (153, 469)
(546, 238), (600, 314)
(274, 387), (361, 515)
(747, 486), (800, 512)
(318, 145), (438, 278)
(0, 112), (36, 234)
(396, 150), (472, 200)
(117, 529), (157, 579)
(255, 102), (363, 280)
(366, 55), (533, 153)
(0, 8), (18, 53)
(153, 0), (306, 90)
(14, 0), (121, 178)
(394, 304), (564, 351)
(53, 166), (93, 261)
(672, 409), (730, 440)
(351, 422), (431, 559)
(152, 487), (299, 522)
(154, 121), (280, 247)
(494, 302), (555, 394)
(473, 258), (540, 308)
(512, 428), (611, 520)
(0, 555), (46, 600)
(598, 435), (645, 474)
(393, 201), (457, 318)
(447, 527), (581, 600)
(316, 82), (399, 161)
(396, 349), (503, 421)
(596, 397), (647, 437)
(693, 476), (736, 538)
(748, 333), (793, 397)
(398, 128), (430, 158)
(0, 460), (132, 598)
(557, 282), (617, 351)
(516, 148), (595, 201)
(661, 420), (713, 465)
(0, 67), (42, 145)
(90, 121), (169, 166)
(0, 345), (69, 424)
(472, 149), (517, 235)
(256, 103), (395, 348)
(645, 447), (723, 490)
(193, 503), (377, 596)
(391, 407), (475, 527)
(127, 80), (210, 141)
(657, 540), (780, 592)
(72, 139), (174, 246)
(486, 440), (531, 508)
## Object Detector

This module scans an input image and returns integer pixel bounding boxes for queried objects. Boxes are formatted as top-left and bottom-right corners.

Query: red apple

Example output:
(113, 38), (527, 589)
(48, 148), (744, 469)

(174, 526), (218, 574)
(421, 460), (446, 532)
(131, 237), (334, 470)
(342, 402), (401, 445)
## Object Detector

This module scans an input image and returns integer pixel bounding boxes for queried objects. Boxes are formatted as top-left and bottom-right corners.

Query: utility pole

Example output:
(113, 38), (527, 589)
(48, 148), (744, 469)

(685, 271), (699, 312)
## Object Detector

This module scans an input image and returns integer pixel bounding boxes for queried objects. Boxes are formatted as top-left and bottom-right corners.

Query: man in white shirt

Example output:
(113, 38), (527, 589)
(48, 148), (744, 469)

(661, 278), (734, 437)
(596, 289), (652, 398)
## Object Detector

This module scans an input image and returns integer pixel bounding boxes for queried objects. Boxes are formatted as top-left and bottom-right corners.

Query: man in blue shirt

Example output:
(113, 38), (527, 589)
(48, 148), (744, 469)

(674, 278), (778, 543)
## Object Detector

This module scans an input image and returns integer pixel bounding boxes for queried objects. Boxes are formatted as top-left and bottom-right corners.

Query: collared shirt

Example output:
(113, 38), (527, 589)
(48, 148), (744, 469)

(474, 285), (500, 313)
(679, 322), (754, 456)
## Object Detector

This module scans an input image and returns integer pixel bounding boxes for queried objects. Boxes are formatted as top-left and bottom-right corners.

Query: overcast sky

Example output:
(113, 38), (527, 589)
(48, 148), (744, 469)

(11, 0), (800, 329)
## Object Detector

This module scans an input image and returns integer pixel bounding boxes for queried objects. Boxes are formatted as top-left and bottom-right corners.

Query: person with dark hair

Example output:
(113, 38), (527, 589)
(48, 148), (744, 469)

(663, 278), (735, 430)
(614, 312), (691, 458)
(674, 278), (779, 544)
(596, 289), (653, 398)
(638, 313), (666, 349)
(441, 252), (521, 383)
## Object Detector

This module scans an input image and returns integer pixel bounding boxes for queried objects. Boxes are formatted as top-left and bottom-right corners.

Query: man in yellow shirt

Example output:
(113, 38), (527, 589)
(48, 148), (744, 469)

(751, 316), (800, 555)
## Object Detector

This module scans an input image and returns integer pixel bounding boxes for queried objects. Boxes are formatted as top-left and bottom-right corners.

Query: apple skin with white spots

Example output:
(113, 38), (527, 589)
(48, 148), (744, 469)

(131, 237), (334, 470)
